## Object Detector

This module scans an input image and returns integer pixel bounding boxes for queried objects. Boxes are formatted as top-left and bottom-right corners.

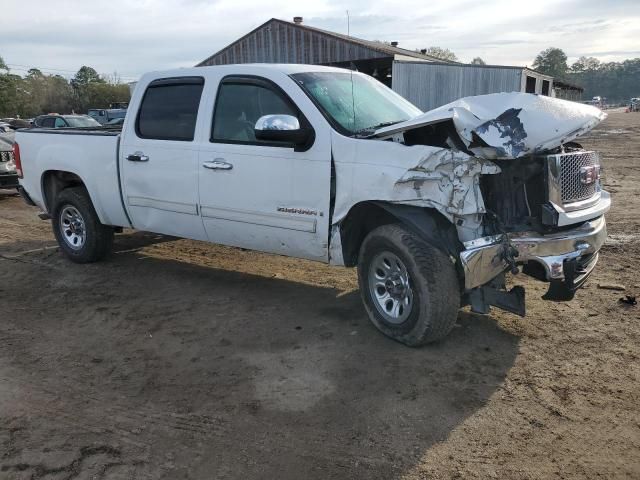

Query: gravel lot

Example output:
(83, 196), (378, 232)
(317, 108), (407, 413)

(1, 111), (639, 479)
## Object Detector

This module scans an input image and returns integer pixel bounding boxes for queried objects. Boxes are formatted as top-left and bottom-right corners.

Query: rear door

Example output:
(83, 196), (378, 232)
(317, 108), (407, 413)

(119, 76), (208, 240)
(197, 74), (332, 261)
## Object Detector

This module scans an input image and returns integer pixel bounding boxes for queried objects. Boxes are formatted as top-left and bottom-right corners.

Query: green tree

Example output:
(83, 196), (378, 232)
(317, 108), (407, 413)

(71, 66), (104, 89)
(422, 46), (458, 62)
(26, 68), (44, 79)
(42, 75), (75, 114)
(0, 58), (131, 117)
(532, 47), (568, 78)
(570, 56), (600, 73)
(567, 57), (640, 103)
(82, 82), (130, 111)
(0, 74), (25, 117)
(470, 57), (486, 65)
(71, 66), (110, 112)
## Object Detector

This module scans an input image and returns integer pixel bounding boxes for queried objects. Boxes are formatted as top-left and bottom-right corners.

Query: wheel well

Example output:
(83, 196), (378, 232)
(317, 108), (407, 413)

(337, 201), (461, 268)
(338, 202), (397, 267)
(41, 170), (85, 213)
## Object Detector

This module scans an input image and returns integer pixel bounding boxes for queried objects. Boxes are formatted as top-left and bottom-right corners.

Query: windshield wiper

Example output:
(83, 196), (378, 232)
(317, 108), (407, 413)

(353, 120), (403, 137)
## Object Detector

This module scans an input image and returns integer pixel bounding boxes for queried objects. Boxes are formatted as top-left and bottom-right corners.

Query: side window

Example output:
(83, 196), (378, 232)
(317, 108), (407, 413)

(136, 77), (204, 141)
(54, 118), (66, 128)
(211, 81), (298, 144)
(41, 117), (55, 128)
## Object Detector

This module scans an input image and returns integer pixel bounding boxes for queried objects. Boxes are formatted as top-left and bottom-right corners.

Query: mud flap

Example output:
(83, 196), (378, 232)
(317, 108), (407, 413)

(542, 281), (577, 301)
(468, 285), (526, 317)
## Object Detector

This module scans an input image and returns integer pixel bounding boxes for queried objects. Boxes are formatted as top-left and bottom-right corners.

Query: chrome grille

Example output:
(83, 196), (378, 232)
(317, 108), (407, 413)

(0, 151), (14, 163)
(559, 151), (599, 204)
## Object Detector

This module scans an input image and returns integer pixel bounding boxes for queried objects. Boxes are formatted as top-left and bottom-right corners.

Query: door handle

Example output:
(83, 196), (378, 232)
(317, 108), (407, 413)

(202, 160), (233, 170)
(127, 152), (149, 162)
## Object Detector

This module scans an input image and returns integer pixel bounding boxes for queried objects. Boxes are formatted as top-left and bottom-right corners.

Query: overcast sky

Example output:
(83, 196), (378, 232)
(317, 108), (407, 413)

(1, 0), (639, 81)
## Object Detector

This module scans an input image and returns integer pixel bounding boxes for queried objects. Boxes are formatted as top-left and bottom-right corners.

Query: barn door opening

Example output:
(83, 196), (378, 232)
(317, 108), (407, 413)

(525, 76), (537, 94)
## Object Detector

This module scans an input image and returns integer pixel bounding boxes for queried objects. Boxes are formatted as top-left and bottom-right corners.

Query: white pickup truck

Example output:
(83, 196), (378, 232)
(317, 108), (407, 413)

(15, 64), (610, 346)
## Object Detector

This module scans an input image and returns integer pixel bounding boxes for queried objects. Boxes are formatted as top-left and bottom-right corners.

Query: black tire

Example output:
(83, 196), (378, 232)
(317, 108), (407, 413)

(51, 186), (114, 263)
(357, 224), (460, 346)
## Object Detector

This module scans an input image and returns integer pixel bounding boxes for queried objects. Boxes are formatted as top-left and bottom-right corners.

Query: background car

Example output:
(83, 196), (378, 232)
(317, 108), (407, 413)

(105, 117), (125, 126)
(0, 131), (18, 190)
(33, 114), (101, 128)
(88, 108), (127, 125)
(9, 119), (33, 129)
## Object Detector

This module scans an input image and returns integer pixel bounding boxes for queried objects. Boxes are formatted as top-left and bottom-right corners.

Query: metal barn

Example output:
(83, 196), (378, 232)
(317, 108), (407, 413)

(553, 80), (584, 102)
(392, 61), (555, 111)
(196, 17), (443, 86)
(197, 18), (562, 110)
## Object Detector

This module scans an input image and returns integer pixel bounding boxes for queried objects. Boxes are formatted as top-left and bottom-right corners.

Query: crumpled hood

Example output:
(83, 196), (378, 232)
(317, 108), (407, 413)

(374, 92), (606, 159)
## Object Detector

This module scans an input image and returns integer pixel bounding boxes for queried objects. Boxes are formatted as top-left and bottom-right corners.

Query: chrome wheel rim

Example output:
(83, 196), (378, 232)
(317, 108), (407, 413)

(60, 206), (86, 250)
(368, 251), (414, 324)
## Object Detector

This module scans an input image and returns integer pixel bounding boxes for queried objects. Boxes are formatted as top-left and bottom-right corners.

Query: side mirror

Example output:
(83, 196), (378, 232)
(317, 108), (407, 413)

(254, 114), (313, 147)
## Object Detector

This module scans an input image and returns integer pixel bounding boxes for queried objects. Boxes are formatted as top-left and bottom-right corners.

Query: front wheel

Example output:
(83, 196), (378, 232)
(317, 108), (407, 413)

(357, 224), (460, 346)
(51, 187), (114, 263)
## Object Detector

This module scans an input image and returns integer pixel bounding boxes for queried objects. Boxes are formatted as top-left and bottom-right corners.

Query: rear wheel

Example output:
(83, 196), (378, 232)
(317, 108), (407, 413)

(52, 187), (114, 263)
(357, 224), (460, 346)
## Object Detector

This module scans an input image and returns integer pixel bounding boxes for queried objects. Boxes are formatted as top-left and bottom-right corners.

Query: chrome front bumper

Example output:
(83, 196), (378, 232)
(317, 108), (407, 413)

(460, 216), (607, 290)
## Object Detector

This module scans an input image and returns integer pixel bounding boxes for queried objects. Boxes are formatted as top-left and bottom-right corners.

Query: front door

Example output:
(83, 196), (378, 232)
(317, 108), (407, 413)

(120, 76), (207, 240)
(198, 75), (332, 261)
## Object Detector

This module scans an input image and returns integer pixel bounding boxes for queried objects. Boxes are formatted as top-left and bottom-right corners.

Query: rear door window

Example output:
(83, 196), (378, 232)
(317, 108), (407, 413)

(41, 117), (55, 128)
(136, 77), (204, 141)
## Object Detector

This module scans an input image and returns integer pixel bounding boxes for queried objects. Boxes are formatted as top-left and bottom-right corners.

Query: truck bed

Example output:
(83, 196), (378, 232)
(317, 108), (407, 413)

(20, 127), (122, 137)
(15, 128), (131, 228)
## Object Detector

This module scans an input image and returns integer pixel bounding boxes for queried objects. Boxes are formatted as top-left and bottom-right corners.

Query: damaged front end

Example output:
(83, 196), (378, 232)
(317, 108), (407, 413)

(372, 92), (610, 316)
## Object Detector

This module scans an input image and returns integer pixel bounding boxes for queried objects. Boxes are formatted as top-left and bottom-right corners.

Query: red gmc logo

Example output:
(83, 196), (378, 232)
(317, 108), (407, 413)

(580, 165), (600, 185)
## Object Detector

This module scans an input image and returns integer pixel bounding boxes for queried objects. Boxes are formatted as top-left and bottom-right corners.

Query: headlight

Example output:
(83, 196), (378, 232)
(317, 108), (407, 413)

(0, 158), (15, 173)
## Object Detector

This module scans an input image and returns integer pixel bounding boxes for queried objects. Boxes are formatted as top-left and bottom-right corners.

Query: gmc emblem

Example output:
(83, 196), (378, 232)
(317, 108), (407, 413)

(580, 165), (600, 185)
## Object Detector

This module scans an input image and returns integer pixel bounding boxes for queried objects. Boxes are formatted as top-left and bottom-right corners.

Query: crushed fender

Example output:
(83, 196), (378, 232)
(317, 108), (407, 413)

(394, 148), (500, 216)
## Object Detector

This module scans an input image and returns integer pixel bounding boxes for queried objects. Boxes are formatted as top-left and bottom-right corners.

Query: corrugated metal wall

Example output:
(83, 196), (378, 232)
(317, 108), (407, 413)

(392, 62), (524, 111)
(200, 20), (387, 66)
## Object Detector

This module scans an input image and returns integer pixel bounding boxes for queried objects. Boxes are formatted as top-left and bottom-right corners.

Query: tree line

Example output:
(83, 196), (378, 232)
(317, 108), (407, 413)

(532, 47), (639, 103)
(2, 46), (638, 117)
(420, 46), (639, 103)
(0, 56), (131, 119)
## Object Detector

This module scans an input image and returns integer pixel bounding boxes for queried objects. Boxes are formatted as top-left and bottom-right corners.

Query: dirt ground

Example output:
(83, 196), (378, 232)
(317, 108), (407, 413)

(1, 111), (639, 479)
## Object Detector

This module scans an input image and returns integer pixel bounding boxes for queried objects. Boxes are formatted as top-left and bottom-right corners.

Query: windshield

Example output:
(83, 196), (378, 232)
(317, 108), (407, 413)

(291, 72), (421, 136)
(65, 116), (101, 128)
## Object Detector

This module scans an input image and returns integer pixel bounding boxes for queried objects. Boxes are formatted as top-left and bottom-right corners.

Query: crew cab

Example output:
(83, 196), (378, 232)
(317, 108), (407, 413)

(14, 64), (610, 346)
